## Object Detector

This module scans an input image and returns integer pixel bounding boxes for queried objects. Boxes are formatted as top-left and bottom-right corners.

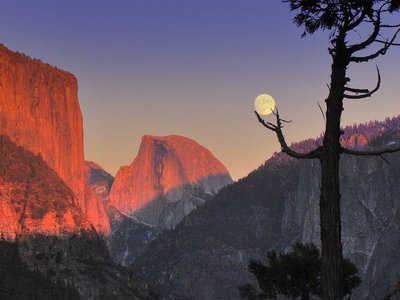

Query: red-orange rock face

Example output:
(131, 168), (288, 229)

(108, 135), (232, 215)
(341, 133), (368, 148)
(84, 188), (111, 236)
(0, 45), (85, 207)
(0, 135), (92, 240)
(0, 45), (111, 235)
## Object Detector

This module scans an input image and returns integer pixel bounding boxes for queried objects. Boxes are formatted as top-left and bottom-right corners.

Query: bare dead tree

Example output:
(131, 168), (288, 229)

(256, 1), (400, 299)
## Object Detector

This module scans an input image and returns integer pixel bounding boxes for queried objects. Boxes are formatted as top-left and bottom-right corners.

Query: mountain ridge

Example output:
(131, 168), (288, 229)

(131, 115), (400, 300)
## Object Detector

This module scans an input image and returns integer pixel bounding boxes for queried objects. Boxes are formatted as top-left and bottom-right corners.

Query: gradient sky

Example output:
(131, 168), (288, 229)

(1, 1), (399, 180)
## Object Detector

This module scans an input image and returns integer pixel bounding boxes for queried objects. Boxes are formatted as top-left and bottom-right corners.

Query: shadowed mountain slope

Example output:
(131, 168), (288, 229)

(131, 116), (400, 300)
(0, 240), (80, 299)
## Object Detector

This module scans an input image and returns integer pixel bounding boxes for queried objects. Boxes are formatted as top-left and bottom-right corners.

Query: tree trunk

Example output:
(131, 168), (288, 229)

(320, 150), (343, 299)
(319, 32), (347, 300)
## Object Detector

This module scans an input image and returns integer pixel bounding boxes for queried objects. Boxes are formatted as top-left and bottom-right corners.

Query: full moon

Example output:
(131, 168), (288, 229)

(254, 94), (276, 115)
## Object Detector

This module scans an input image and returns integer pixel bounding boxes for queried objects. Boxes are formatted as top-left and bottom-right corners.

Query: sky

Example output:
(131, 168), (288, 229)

(0, 1), (399, 180)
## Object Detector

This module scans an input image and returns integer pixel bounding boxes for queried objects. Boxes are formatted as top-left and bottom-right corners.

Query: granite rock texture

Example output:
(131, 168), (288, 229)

(85, 161), (113, 236)
(107, 135), (232, 266)
(0, 44), (85, 207)
(0, 45), (109, 235)
(108, 135), (232, 217)
(0, 134), (92, 240)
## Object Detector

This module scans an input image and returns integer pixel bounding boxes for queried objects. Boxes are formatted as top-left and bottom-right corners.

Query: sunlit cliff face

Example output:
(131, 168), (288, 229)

(0, 135), (93, 241)
(0, 45), (110, 236)
(0, 45), (85, 208)
(108, 135), (232, 215)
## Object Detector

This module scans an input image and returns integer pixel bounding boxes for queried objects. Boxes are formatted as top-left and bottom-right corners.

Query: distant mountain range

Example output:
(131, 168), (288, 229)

(130, 116), (400, 300)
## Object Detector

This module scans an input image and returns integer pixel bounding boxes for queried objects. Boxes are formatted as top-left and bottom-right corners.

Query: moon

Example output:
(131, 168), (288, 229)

(254, 94), (275, 115)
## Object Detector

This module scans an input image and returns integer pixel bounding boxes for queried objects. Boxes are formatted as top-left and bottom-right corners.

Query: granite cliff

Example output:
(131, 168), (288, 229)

(109, 135), (232, 219)
(0, 45), (109, 235)
(107, 135), (232, 266)
(0, 44), (85, 206)
(85, 161), (114, 202)
(85, 161), (113, 236)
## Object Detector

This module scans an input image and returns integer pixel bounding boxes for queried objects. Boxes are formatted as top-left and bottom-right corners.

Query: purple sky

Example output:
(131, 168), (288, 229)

(1, 1), (399, 179)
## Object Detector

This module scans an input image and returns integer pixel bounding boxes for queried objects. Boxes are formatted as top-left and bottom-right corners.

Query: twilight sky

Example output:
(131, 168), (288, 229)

(1, 1), (399, 180)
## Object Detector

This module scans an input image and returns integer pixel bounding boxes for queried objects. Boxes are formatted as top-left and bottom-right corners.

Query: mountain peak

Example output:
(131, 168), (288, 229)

(141, 134), (196, 142)
(108, 134), (232, 215)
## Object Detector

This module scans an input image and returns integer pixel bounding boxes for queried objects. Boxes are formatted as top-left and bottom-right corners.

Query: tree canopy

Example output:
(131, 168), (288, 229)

(240, 242), (361, 300)
(284, 0), (400, 37)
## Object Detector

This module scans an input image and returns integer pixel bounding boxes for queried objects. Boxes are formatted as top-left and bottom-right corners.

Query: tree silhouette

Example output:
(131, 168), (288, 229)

(256, 1), (400, 299)
(239, 242), (361, 300)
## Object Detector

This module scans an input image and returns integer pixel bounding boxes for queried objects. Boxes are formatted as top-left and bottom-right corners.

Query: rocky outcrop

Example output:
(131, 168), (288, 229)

(109, 135), (232, 222)
(84, 187), (111, 236)
(107, 205), (158, 267)
(0, 135), (92, 240)
(85, 161), (113, 236)
(131, 117), (400, 300)
(108, 135), (232, 266)
(85, 161), (114, 202)
(0, 44), (85, 206)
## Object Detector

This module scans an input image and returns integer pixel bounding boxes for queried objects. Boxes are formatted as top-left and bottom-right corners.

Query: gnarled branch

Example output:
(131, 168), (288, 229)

(380, 23), (400, 28)
(343, 67), (381, 99)
(346, 10), (366, 31)
(347, 13), (381, 53)
(350, 27), (400, 63)
(374, 39), (400, 46)
(341, 144), (400, 156)
(255, 110), (322, 160)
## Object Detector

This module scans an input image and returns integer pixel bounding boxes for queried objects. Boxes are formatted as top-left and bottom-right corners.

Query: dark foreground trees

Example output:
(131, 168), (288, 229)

(239, 242), (361, 300)
(256, 1), (400, 299)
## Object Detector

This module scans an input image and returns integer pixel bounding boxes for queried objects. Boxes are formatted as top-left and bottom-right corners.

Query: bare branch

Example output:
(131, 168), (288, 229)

(255, 110), (322, 160)
(346, 10), (366, 31)
(317, 101), (326, 123)
(380, 24), (400, 28)
(344, 87), (369, 93)
(271, 109), (292, 124)
(374, 39), (400, 46)
(343, 67), (381, 99)
(341, 145), (400, 157)
(350, 28), (400, 63)
(347, 12), (380, 53)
